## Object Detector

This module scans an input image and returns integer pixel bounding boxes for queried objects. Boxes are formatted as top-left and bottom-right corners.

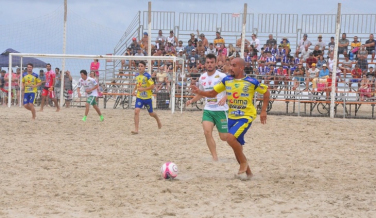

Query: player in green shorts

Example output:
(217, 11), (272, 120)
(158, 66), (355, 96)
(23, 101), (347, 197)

(187, 54), (228, 161)
(77, 70), (104, 122)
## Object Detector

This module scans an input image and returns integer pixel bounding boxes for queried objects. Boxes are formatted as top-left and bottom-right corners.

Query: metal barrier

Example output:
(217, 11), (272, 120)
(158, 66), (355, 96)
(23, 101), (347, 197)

(220, 13), (254, 33)
(143, 11), (175, 31)
(179, 13), (217, 32)
(257, 14), (299, 34)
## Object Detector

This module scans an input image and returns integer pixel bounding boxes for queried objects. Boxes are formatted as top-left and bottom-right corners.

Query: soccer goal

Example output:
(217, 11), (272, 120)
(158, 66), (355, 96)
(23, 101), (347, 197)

(6, 53), (187, 113)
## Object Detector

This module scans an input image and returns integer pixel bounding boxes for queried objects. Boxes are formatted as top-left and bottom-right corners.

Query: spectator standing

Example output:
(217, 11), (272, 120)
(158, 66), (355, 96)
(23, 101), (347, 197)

(213, 31), (225, 48)
(298, 33), (312, 52)
(140, 32), (150, 53)
(197, 31), (209, 48)
(90, 59), (100, 78)
(196, 41), (206, 54)
(4, 69), (18, 105)
(365, 34), (375, 63)
(250, 34), (261, 52)
(315, 35), (326, 51)
(63, 70), (73, 108)
(266, 34), (277, 47)
(338, 33), (349, 57)
(54, 68), (61, 108)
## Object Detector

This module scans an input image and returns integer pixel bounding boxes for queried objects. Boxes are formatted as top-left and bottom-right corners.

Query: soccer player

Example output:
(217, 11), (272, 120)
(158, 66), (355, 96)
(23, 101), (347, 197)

(186, 54), (228, 161)
(22, 63), (42, 120)
(77, 70), (104, 122)
(131, 61), (162, 134)
(191, 58), (270, 178)
(39, 63), (60, 112)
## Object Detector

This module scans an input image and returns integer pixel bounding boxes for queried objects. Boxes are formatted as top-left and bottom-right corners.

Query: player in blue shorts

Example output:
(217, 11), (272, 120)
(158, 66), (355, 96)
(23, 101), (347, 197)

(191, 58), (270, 178)
(22, 63), (42, 120)
(131, 61), (162, 134)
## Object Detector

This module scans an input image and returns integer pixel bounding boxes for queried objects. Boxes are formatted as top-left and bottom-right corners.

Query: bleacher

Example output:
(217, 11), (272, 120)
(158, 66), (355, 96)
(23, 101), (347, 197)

(100, 11), (376, 119)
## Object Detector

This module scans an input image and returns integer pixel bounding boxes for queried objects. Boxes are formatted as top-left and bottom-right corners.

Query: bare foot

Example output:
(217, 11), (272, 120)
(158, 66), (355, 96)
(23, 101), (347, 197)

(131, 131), (138, 135)
(39, 109), (43, 112)
(212, 156), (218, 162)
(157, 121), (162, 129)
(56, 108), (60, 112)
(238, 162), (248, 174)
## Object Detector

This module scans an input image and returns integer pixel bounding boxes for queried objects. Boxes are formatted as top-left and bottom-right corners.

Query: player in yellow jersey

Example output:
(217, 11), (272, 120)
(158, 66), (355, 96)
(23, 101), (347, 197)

(191, 58), (270, 179)
(131, 61), (162, 134)
(22, 63), (42, 120)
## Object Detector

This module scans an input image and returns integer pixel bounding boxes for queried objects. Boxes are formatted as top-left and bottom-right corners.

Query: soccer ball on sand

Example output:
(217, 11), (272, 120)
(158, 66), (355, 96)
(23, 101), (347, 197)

(161, 162), (178, 179)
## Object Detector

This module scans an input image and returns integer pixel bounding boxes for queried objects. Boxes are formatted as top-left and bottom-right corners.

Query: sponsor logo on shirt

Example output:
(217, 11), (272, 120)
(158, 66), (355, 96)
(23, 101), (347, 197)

(241, 93), (249, 97)
(226, 86), (231, 90)
(215, 75), (220, 78)
(235, 84), (240, 88)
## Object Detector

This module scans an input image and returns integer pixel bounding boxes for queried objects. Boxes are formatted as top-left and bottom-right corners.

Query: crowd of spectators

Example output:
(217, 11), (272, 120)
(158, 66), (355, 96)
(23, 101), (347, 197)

(118, 29), (376, 99)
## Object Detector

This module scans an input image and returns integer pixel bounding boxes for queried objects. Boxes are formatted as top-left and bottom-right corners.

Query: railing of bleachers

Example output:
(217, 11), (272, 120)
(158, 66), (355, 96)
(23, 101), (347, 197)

(220, 13), (254, 33)
(143, 11), (175, 31)
(178, 13), (218, 32)
(257, 14), (299, 34)
(341, 14), (376, 34)
(301, 14), (337, 34)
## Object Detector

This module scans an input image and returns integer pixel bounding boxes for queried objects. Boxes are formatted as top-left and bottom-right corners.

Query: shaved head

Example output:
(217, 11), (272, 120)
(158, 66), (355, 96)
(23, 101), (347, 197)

(230, 58), (246, 78)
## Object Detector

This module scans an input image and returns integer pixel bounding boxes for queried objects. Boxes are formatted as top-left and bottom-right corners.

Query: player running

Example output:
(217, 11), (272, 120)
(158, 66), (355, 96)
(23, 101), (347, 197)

(131, 61), (162, 134)
(191, 58), (270, 179)
(77, 70), (104, 122)
(39, 63), (60, 112)
(22, 63), (42, 120)
(186, 54), (228, 161)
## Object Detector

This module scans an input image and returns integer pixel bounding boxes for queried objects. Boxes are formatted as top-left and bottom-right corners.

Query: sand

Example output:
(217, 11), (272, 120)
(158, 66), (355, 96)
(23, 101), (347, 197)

(1, 105), (376, 217)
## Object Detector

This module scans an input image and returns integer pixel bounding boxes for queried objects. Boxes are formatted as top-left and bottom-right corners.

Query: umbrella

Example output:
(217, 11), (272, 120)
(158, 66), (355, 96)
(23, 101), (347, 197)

(0, 48), (47, 68)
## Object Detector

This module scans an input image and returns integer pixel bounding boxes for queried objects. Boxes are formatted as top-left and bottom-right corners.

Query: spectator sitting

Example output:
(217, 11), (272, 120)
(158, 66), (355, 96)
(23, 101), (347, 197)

(280, 37), (291, 54)
(265, 51), (276, 67)
(250, 34), (261, 53)
(359, 73), (372, 101)
(185, 41), (195, 56)
(188, 33), (198, 47)
(366, 66), (375, 81)
(256, 61), (269, 81)
(265, 44), (276, 56)
(292, 63), (305, 90)
(315, 35), (326, 51)
(275, 65), (289, 85)
(217, 49), (226, 65)
(266, 34), (277, 47)
(358, 45), (369, 72)
(300, 46), (313, 62)
(214, 31), (225, 48)
(189, 66), (201, 85)
(152, 49), (163, 67)
(312, 45), (323, 58)
(328, 36), (335, 57)
(298, 33), (312, 53)
(338, 33), (349, 57)
(223, 59), (231, 75)
(338, 55), (354, 78)
(133, 48), (145, 68)
(365, 33), (375, 63)
(249, 45), (258, 69)
(187, 49), (199, 71)
(197, 50), (206, 71)
(349, 64), (362, 91)
(140, 32), (151, 53)
(155, 29), (167, 49)
(130, 37), (141, 55)
(305, 53), (317, 70)
(236, 33), (251, 48)
(257, 49), (267, 64)
(176, 50), (186, 71)
(121, 48), (132, 70)
(316, 55), (327, 69)
(350, 36), (361, 59)
(164, 42), (176, 54)
(166, 30), (178, 46)
(196, 40), (206, 54)
(219, 44), (227, 57)
(281, 55), (290, 69)
(176, 41), (185, 54)
(155, 66), (170, 92)
(197, 31), (209, 48)
(266, 65), (277, 86)
(305, 63), (319, 91)
(227, 43), (236, 58)
(275, 45), (286, 62)
(206, 43), (217, 56)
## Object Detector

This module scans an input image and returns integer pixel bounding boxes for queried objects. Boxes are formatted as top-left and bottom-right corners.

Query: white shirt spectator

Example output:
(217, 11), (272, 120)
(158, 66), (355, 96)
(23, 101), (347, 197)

(301, 49), (313, 61)
(299, 39), (312, 52)
(251, 38), (261, 52)
(315, 41), (326, 51)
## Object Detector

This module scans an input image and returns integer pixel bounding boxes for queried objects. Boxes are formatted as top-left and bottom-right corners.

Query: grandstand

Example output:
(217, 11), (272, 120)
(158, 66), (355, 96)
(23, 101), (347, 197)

(100, 11), (376, 119)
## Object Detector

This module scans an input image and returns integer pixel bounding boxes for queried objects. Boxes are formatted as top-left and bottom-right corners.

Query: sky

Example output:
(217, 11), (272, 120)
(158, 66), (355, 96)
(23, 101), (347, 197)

(0, 0), (375, 77)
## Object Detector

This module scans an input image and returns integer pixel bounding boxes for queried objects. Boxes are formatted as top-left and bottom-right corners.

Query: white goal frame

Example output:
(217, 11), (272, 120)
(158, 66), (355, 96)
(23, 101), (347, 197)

(7, 53), (185, 113)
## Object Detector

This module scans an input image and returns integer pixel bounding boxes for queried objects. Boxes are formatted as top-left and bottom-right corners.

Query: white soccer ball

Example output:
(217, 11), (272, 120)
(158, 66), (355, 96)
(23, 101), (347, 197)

(161, 162), (178, 179)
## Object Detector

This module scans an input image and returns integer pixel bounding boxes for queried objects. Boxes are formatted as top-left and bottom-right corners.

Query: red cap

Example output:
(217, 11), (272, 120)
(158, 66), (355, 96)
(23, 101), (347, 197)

(132, 37), (136, 41)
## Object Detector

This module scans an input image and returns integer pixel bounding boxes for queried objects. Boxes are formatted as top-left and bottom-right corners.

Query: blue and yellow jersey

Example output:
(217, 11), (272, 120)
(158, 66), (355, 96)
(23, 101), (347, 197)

(22, 72), (41, 93)
(135, 72), (154, 99)
(214, 76), (268, 121)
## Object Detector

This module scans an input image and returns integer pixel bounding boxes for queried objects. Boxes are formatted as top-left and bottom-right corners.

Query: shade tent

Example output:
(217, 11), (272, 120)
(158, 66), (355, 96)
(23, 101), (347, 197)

(0, 48), (47, 68)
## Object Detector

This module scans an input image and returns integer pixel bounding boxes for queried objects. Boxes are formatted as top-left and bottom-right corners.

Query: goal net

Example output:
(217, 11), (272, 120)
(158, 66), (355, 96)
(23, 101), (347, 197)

(5, 53), (195, 114)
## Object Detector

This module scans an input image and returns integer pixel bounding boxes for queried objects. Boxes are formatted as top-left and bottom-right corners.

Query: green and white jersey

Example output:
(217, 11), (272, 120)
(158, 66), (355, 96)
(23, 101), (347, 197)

(198, 70), (228, 111)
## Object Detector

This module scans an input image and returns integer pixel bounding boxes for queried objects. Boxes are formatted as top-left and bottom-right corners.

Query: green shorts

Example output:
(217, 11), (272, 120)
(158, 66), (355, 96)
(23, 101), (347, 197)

(202, 110), (228, 133)
(87, 96), (97, 106)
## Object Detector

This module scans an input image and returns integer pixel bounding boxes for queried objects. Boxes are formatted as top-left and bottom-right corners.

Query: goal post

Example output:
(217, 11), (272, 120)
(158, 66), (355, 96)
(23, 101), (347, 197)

(7, 53), (185, 113)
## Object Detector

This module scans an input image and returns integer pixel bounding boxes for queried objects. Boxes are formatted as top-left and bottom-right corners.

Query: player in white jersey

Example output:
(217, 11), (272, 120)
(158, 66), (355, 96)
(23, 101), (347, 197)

(77, 70), (104, 122)
(187, 54), (228, 161)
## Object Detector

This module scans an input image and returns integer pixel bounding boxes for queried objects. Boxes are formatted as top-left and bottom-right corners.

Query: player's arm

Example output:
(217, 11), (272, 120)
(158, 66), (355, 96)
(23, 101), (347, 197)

(191, 85), (218, 98)
(186, 94), (203, 106)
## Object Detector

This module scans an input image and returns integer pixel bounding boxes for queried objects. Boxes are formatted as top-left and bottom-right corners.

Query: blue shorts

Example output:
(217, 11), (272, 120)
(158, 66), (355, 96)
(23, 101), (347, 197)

(228, 118), (253, 145)
(23, 93), (36, 105)
(350, 78), (361, 83)
(295, 77), (305, 82)
(135, 98), (153, 113)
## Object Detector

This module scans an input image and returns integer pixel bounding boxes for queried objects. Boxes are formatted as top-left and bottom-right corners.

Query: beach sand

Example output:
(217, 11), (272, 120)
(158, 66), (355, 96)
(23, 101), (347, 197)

(1, 106), (375, 217)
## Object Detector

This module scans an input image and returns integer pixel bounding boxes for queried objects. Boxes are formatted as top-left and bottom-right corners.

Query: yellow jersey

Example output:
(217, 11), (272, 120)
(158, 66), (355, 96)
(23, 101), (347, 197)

(214, 37), (225, 46)
(214, 76), (268, 121)
(22, 72), (41, 93)
(135, 72), (154, 99)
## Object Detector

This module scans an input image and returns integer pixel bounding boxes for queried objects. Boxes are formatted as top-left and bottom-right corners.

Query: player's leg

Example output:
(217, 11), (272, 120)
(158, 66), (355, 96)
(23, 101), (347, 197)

(50, 90), (60, 112)
(132, 98), (143, 134)
(215, 111), (228, 142)
(39, 88), (48, 111)
(146, 98), (162, 129)
(227, 118), (253, 175)
(202, 110), (222, 161)
(92, 98), (104, 121)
